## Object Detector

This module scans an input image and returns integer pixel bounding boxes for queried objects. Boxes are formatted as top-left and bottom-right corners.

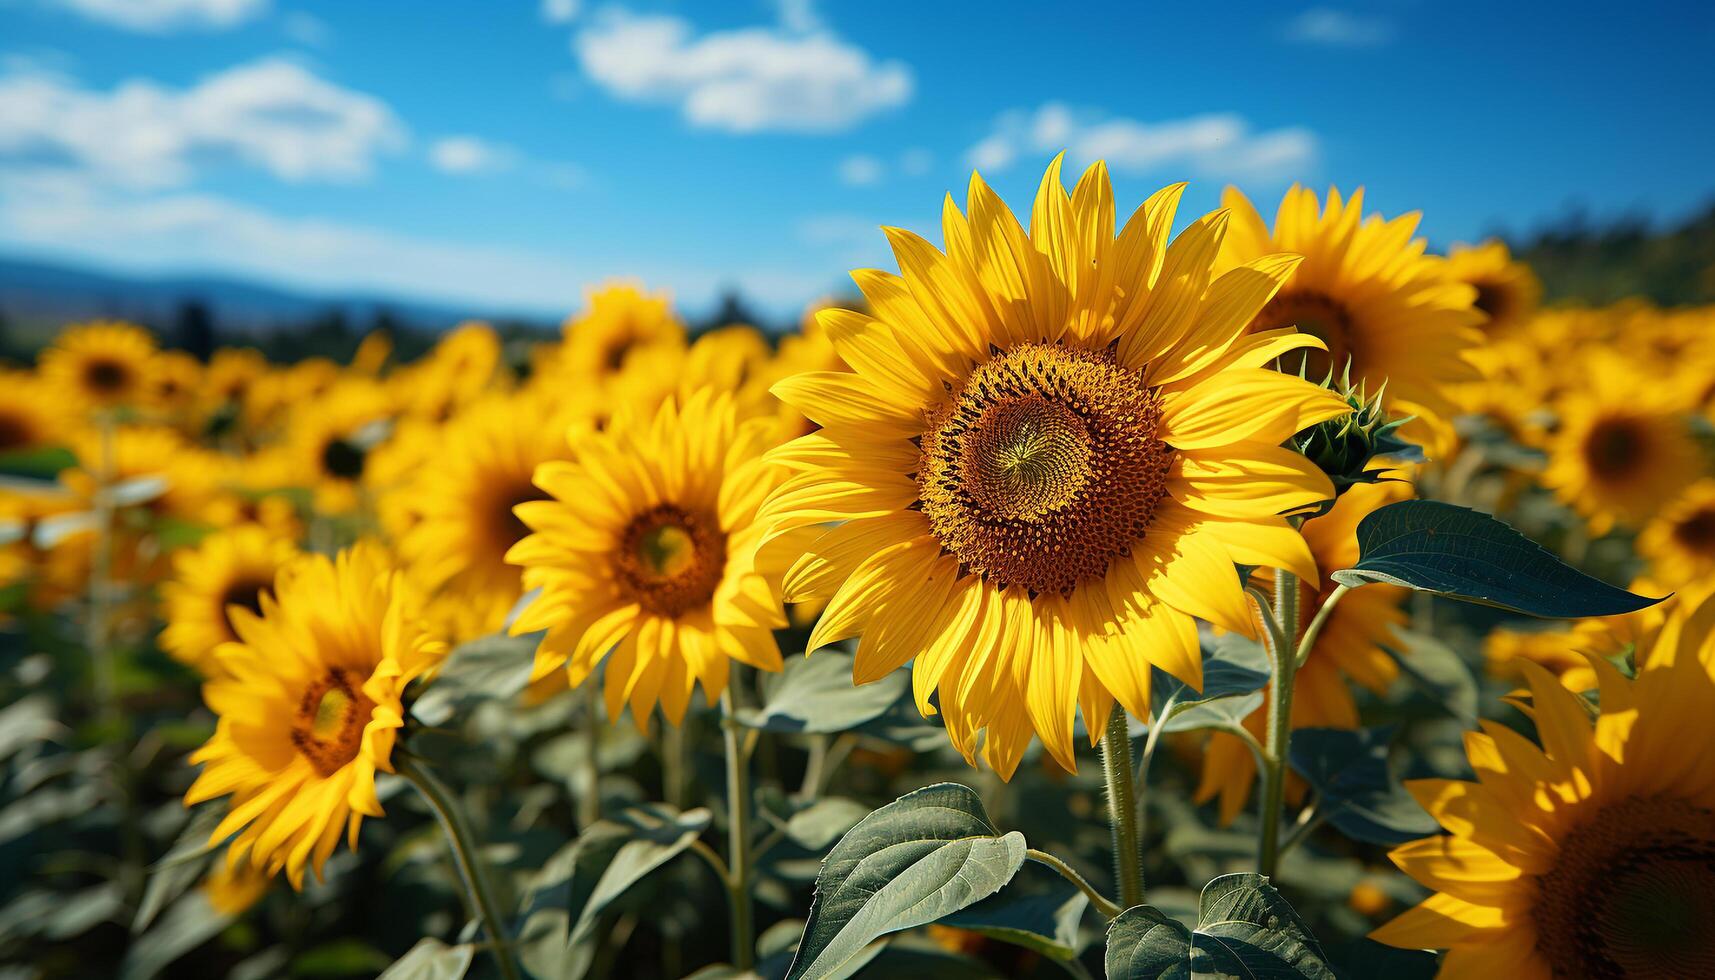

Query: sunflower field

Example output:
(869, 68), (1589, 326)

(4, 162), (1714, 980)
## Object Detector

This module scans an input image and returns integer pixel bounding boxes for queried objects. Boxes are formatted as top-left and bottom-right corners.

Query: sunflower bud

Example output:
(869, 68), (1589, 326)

(1292, 365), (1422, 508)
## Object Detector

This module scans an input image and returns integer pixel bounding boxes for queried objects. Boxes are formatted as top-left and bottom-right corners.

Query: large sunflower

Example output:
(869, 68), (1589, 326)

(507, 389), (793, 728)
(184, 543), (444, 888)
(39, 321), (158, 413)
(1638, 480), (1715, 590)
(1537, 352), (1703, 534)
(1446, 240), (1541, 337)
(160, 524), (299, 675)
(1196, 480), (1409, 822)
(393, 389), (588, 641)
(1372, 592), (1715, 977)
(758, 159), (1349, 776)
(1218, 186), (1482, 457)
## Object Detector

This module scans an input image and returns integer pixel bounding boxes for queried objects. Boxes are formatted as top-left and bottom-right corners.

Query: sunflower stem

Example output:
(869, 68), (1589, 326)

(1027, 848), (1123, 920)
(397, 754), (521, 980)
(1100, 709), (1145, 908)
(720, 689), (756, 971)
(1258, 568), (1302, 878)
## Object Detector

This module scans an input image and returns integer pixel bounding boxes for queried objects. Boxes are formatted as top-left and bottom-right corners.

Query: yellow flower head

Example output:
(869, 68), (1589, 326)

(556, 282), (686, 384)
(759, 158), (1350, 777)
(1218, 186), (1483, 456)
(0, 370), (62, 455)
(1638, 480), (1715, 590)
(391, 321), (505, 423)
(284, 380), (395, 513)
(508, 388), (793, 729)
(1446, 239), (1541, 336)
(1373, 590), (1715, 977)
(39, 321), (158, 413)
(1197, 480), (1410, 822)
(160, 524), (299, 675)
(185, 543), (445, 888)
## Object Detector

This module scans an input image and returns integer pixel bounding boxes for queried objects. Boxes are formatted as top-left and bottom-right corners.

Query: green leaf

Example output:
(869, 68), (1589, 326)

(785, 782), (1027, 980)
(784, 797), (871, 852)
(1331, 500), (1662, 617)
(0, 446), (76, 480)
(739, 650), (908, 734)
(119, 890), (233, 980)
(517, 803), (711, 980)
(1287, 727), (1437, 846)
(410, 633), (540, 726)
(1152, 633), (1270, 734)
(1384, 631), (1478, 728)
(377, 938), (474, 980)
(134, 805), (226, 932)
(1105, 874), (1334, 980)
(940, 864), (1088, 959)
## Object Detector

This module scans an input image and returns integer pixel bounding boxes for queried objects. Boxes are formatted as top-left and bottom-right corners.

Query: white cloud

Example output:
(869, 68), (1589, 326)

(0, 58), (406, 188)
(837, 154), (883, 187)
(429, 135), (517, 176)
(773, 0), (822, 33)
(1283, 8), (1395, 47)
(540, 0), (579, 24)
(48, 0), (268, 32)
(899, 147), (933, 177)
(966, 103), (1316, 182)
(281, 12), (332, 47)
(571, 9), (912, 133)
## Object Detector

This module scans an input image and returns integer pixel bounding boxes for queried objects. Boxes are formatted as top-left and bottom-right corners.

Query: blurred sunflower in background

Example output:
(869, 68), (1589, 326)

(761, 159), (1348, 776)
(1638, 480), (1715, 589)
(1536, 351), (1704, 534)
(1446, 239), (1541, 336)
(0, 371), (62, 456)
(394, 388), (589, 641)
(1218, 186), (1483, 456)
(39, 321), (158, 413)
(160, 524), (299, 675)
(508, 389), (793, 728)
(149, 351), (205, 426)
(185, 543), (444, 888)
(390, 321), (504, 423)
(285, 381), (394, 513)
(550, 282), (686, 388)
(1373, 594), (1715, 977)
(1197, 480), (1409, 822)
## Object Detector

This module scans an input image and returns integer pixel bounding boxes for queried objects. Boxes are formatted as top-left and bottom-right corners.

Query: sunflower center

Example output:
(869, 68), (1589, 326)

(290, 668), (376, 777)
(218, 577), (273, 637)
(0, 411), (33, 452)
(1533, 796), (1715, 979)
(917, 343), (1173, 597)
(1674, 508), (1715, 556)
(1472, 280), (1510, 324)
(83, 358), (131, 394)
(1582, 417), (1648, 481)
(613, 504), (727, 617)
(1251, 289), (1355, 380)
(321, 438), (367, 480)
(492, 481), (550, 556)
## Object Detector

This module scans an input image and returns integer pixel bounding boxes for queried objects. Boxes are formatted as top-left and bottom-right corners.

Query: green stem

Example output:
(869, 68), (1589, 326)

(1258, 569), (1301, 879)
(662, 715), (685, 810)
(86, 415), (117, 731)
(1295, 583), (1348, 669)
(577, 684), (601, 831)
(720, 689), (756, 971)
(1099, 710), (1144, 908)
(1026, 848), (1122, 920)
(397, 755), (521, 980)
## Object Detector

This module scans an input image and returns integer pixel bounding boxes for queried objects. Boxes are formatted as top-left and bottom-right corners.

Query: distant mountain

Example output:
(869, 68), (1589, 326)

(0, 253), (554, 340)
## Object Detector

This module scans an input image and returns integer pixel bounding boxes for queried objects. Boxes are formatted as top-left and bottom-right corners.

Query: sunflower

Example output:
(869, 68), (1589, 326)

(1483, 578), (1670, 693)
(184, 543), (444, 888)
(39, 321), (158, 413)
(1218, 186), (1483, 457)
(554, 282), (686, 387)
(1638, 480), (1715, 590)
(394, 388), (589, 641)
(147, 351), (204, 424)
(61, 424), (219, 526)
(0, 371), (62, 455)
(1196, 480), (1410, 821)
(1372, 592), (1715, 977)
(160, 525), (299, 675)
(204, 855), (273, 916)
(284, 380), (395, 513)
(1446, 240), (1541, 336)
(507, 389), (793, 728)
(757, 159), (1349, 776)
(203, 348), (270, 412)
(390, 321), (504, 423)
(1537, 352), (1703, 534)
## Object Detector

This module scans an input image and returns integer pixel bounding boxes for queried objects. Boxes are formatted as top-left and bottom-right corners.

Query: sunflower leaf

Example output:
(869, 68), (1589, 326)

(1106, 874), (1334, 979)
(785, 782), (1027, 980)
(1151, 633), (1270, 734)
(376, 938), (474, 980)
(410, 633), (539, 727)
(1287, 727), (1437, 846)
(939, 863), (1088, 960)
(739, 650), (908, 734)
(1331, 500), (1663, 617)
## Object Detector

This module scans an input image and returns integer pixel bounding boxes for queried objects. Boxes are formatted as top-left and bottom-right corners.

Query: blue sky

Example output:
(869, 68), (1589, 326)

(1, 0), (1711, 320)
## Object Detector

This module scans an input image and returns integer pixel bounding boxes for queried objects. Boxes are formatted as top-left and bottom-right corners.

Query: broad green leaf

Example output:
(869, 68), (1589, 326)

(133, 805), (226, 932)
(1105, 874), (1333, 980)
(410, 633), (540, 726)
(517, 803), (711, 980)
(1331, 500), (1661, 617)
(119, 890), (233, 980)
(785, 782), (1027, 980)
(739, 650), (908, 734)
(1384, 631), (1478, 728)
(0, 446), (76, 480)
(1152, 633), (1270, 735)
(785, 798), (871, 852)
(1335, 938), (1439, 979)
(1288, 727), (1437, 846)
(0, 694), (65, 761)
(377, 938), (475, 980)
(941, 864), (1088, 959)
